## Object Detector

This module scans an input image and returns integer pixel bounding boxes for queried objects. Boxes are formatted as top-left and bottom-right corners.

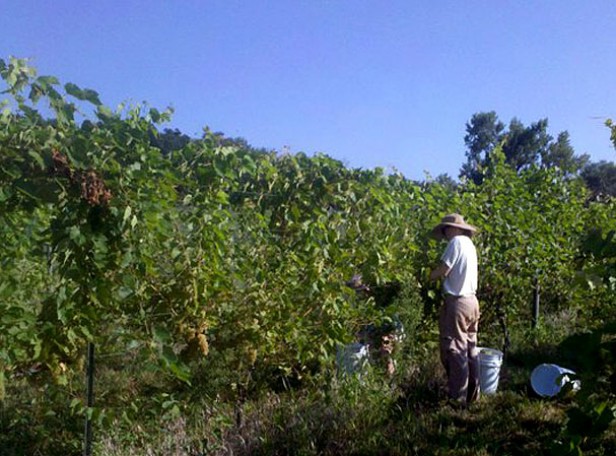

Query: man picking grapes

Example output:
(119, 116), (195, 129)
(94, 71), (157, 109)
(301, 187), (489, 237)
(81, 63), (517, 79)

(429, 214), (480, 405)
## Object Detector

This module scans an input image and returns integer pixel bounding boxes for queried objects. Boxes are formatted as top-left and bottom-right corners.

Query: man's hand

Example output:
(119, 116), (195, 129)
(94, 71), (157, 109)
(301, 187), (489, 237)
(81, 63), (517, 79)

(429, 263), (451, 281)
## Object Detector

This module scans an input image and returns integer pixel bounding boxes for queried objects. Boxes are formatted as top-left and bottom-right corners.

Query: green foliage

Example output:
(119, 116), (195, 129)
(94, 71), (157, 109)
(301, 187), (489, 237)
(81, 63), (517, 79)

(606, 118), (616, 151)
(553, 322), (616, 455)
(471, 147), (587, 320)
(2, 57), (616, 454)
(461, 111), (589, 183)
(581, 161), (616, 198)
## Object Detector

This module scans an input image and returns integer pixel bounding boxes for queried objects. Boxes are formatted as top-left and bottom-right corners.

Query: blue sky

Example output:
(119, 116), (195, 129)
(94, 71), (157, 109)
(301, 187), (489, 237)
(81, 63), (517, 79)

(2, 1), (615, 180)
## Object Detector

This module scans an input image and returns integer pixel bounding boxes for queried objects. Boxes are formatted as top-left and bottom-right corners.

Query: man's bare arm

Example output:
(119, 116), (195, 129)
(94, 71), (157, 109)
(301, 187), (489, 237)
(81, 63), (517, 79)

(430, 263), (451, 281)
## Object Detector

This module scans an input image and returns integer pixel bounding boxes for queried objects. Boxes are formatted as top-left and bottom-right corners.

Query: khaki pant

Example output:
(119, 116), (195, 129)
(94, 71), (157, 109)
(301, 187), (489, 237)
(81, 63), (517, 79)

(439, 294), (480, 403)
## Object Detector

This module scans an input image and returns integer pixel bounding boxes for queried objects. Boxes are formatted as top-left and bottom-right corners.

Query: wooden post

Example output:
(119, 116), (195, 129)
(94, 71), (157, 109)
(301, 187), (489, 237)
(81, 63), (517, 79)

(84, 342), (95, 456)
(532, 278), (540, 329)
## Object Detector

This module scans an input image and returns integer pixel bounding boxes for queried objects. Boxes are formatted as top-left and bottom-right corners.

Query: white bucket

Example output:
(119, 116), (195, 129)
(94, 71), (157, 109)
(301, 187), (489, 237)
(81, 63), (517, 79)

(336, 342), (369, 376)
(478, 347), (503, 395)
(530, 364), (581, 397)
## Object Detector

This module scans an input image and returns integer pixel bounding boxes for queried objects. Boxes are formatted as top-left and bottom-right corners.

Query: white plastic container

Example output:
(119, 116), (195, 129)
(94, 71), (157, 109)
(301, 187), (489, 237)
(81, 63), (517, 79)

(478, 347), (503, 395)
(530, 363), (581, 397)
(336, 342), (369, 376)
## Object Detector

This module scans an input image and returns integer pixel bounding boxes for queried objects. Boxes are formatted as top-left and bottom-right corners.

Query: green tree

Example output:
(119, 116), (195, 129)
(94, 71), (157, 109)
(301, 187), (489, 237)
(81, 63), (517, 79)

(578, 119), (616, 197)
(502, 117), (551, 171)
(606, 118), (616, 150)
(581, 161), (616, 197)
(541, 131), (589, 175)
(151, 127), (192, 155)
(433, 173), (457, 191)
(460, 112), (587, 183)
(460, 111), (505, 184)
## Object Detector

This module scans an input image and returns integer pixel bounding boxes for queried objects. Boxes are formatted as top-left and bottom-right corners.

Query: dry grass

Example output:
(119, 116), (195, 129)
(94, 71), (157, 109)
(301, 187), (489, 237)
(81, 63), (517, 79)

(93, 352), (584, 456)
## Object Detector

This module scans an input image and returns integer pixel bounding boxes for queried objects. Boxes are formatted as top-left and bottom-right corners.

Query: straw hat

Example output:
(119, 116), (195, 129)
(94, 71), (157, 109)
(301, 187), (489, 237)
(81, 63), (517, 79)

(431, 213), (477, 240)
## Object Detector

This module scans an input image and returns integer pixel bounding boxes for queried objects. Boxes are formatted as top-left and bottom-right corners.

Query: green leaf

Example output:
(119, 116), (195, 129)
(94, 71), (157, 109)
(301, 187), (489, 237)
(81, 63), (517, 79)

(216, 190), (229, 204)
(160, 346), (191, 384)
(153, 326), (172, 344)
(149, 108), (161, 123)
(27, 150), (45, 169)
(123, 206), (132, 224)
(83, 88), (102, 105)
(65, 82), (102, 105)
(64, 82), (82, 98)
(37, 75), (60, 86)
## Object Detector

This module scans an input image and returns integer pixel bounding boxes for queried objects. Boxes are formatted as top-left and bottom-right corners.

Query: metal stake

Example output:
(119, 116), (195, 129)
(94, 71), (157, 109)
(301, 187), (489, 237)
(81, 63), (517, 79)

(532, 278), (540, 329)
(84, 342), (95, 456)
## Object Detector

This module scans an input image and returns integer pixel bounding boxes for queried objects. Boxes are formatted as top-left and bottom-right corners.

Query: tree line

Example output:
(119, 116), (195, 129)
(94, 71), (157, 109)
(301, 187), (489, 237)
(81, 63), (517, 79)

(153, 110), (616, 198)
(460, 111), (616, 197)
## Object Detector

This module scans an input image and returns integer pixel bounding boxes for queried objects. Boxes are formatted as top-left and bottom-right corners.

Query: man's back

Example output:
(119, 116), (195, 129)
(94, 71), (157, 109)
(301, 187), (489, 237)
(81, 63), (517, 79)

(441, 235), (477, 297)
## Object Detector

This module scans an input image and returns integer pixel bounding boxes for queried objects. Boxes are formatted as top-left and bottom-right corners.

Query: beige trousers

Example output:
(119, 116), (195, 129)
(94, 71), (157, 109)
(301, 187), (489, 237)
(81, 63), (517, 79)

(439, 294), (480, 403)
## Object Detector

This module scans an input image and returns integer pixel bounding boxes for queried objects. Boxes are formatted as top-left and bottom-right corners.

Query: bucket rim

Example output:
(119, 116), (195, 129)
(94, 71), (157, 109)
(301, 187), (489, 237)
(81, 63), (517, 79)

(477, 347), (503, 357)
(530, 363), (576, 397)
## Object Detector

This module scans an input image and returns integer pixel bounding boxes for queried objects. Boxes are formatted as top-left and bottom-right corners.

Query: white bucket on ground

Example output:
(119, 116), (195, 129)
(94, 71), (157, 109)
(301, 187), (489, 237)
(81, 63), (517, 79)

(336, 342), (369, 376)
(530, 364), (581, 397)
(478, 347), (503, 395)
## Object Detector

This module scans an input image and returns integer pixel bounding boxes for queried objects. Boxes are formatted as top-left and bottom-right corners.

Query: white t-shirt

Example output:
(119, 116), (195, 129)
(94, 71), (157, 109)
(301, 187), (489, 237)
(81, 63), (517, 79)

(441, 235), (477, 297)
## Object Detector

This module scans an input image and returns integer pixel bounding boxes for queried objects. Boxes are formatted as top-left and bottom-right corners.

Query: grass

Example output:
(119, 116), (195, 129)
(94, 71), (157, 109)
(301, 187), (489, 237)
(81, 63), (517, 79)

(93, 335), (613, 456)
(2, 311), (615, 455)
(91, 362), (576, 456)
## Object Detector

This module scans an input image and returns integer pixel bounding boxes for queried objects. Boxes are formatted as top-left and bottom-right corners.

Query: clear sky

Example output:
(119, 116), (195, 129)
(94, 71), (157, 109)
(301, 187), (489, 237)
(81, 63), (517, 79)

(2, 1), (615, 180)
